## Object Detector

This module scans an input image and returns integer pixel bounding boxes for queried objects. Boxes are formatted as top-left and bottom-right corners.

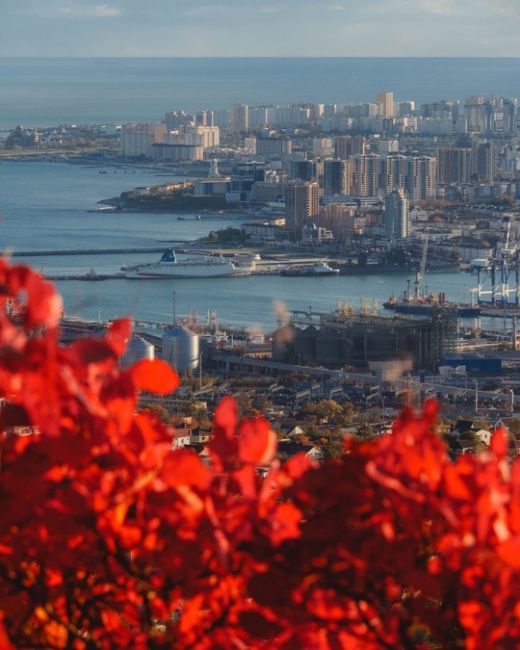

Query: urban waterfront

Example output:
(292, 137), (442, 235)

(2, 1), (520, 642)
(1, 159), (481, 329)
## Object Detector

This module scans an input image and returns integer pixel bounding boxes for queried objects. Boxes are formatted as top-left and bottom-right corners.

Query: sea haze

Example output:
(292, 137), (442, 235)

(1, 58), (520, 129)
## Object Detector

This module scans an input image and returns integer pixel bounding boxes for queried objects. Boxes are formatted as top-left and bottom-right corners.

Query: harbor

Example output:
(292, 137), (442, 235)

(3, 160), (520, 329)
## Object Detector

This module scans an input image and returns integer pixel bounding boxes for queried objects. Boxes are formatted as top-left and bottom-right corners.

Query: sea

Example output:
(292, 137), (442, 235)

(0, 159), (483, 330)
(2, 58), (520, 129)
(0, 58), (516, 330)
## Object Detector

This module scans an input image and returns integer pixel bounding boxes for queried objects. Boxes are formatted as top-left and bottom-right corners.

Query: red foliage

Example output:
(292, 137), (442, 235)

(0, 258), (519, 649)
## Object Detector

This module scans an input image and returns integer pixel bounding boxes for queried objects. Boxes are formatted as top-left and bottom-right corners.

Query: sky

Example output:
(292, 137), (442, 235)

(2, 0), (520, 57)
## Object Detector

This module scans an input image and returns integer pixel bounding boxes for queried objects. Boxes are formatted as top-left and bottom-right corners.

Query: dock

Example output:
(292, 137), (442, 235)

(10, 246), (189, 258)
(47, 273), (125, 281)
(479, 306), (520, 318)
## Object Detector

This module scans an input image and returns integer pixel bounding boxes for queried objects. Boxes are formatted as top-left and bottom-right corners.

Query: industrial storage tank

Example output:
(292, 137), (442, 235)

(121, 335), (155, 368)
(162, 325), (199, 373)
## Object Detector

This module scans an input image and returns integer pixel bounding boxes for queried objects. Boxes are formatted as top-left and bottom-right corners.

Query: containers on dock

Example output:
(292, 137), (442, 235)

(162, 325), (199, 373)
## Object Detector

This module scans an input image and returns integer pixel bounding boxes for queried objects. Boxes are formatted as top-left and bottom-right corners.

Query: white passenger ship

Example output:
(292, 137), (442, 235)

(123, 249), (255, 279)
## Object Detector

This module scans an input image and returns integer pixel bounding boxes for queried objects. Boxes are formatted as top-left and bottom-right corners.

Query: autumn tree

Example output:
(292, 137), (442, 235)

(0, 259), (519, 649)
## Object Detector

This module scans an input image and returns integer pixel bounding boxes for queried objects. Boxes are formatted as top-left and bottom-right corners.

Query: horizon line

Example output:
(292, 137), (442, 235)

(3, 55), (520, 60)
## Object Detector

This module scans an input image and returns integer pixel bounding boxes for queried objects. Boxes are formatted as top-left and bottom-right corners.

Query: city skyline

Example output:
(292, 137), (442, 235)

(3, 1), (520, 57)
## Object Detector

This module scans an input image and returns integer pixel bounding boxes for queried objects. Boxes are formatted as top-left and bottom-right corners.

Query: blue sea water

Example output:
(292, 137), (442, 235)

(1, 58), (520, 129)
(0, 160), (483, 329)
(0, 58), (516, 328)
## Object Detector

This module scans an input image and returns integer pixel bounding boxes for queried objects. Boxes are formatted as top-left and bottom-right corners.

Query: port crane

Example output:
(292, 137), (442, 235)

(470, 215), (520, 307)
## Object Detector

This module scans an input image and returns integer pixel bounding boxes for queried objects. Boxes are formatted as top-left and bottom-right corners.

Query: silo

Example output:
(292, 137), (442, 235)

(121, 335), (155, 368)
(162, 326), (199, 373)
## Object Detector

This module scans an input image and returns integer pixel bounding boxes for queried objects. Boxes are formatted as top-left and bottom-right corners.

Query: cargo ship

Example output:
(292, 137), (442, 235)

(383, 289), (480, 317)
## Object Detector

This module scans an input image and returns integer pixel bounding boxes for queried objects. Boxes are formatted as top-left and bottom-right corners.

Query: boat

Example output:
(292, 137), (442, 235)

(383, 286), (481, 318)
(281, 262), (340, 277)
(123, 249), (255, 279)
(383, 237), (480, 317)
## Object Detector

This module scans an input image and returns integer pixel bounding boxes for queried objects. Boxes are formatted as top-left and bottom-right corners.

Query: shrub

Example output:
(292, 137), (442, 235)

(0, 259), (519, 649)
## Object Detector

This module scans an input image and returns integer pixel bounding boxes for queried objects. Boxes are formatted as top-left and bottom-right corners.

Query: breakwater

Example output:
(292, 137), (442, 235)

(10, 246), (187, 258)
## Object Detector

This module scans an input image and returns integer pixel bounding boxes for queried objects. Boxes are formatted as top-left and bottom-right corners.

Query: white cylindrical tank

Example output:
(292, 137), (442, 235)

(162, 326), (199, 373)
(121, 335), (155, 368)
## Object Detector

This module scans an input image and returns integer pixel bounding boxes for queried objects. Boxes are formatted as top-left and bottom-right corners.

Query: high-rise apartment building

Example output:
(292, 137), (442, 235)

(229, 104), (249, 132)
(227, 162), (265, 202)
(152, 144), (204, 162)
(255, 136), (292, 158)
(437, 147), (472, 184)
(323, 159), (350, 195)
(406, 156), (437, 200)
(377, 91), (395, 118)
(464, 97), (493, 134)
(213, 109), (230, 128)
(249, 106), (269, 128)
(317, 204), (356, 239)
(166, 126), (220, 150)
(498, 98), (517, 134)
(267, 106), (311, 128)
(385, 188), (409, 240)
(350, 154), (384, 197)
(384, 155), (408, 194)
(195, 110), (215, 127)
(312, 137), (335, 158)
(349, 154), (436, 199)
(310, 103), (325, 120)
(285, 181), (320, 240)
(472, 141), (495, 183)
(121, 122), (167, 158)
(334, 135), (367, 159)
(290, 160), (317, 182)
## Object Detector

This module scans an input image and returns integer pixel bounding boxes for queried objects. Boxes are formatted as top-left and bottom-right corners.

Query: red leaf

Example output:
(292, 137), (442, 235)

(213, 395), (237, 440)
(70, 339), (118, 365)
(209, 396), (238, 471)
(24, 271), (63, 329)
(491, 427), (508, 458)
(444, 462), (473, 500)
(106, 319), (132, 357)
(239, 417), (277, 466)
(268, 502), (302, 544)
(129, 359), (180, 395)
(163, 448), (211, 491)
(496, 537), (520, 568)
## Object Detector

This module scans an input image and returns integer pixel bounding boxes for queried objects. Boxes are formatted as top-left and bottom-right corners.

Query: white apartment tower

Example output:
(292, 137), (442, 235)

(121, 122), (167, 158)
(385, 188), (409, 241)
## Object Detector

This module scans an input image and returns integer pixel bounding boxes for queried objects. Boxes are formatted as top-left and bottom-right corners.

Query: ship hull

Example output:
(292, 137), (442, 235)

(123, 247), (255, 279)
(384, 302), (480, 317)
(125, 266), (253, 279)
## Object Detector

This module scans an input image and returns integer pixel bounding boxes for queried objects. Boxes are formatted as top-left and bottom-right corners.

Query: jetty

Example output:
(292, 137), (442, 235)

(46, 272), (125, 281)
(10, 245), (188, 258)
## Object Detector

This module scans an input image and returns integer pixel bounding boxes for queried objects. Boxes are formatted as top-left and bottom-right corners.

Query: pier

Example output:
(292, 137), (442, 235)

(47, 273), (125, 281)
(10, 246), (188, 258)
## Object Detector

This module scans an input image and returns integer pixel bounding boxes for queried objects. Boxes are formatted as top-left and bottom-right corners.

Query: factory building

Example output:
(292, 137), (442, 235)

(273, 307), (457, 371)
